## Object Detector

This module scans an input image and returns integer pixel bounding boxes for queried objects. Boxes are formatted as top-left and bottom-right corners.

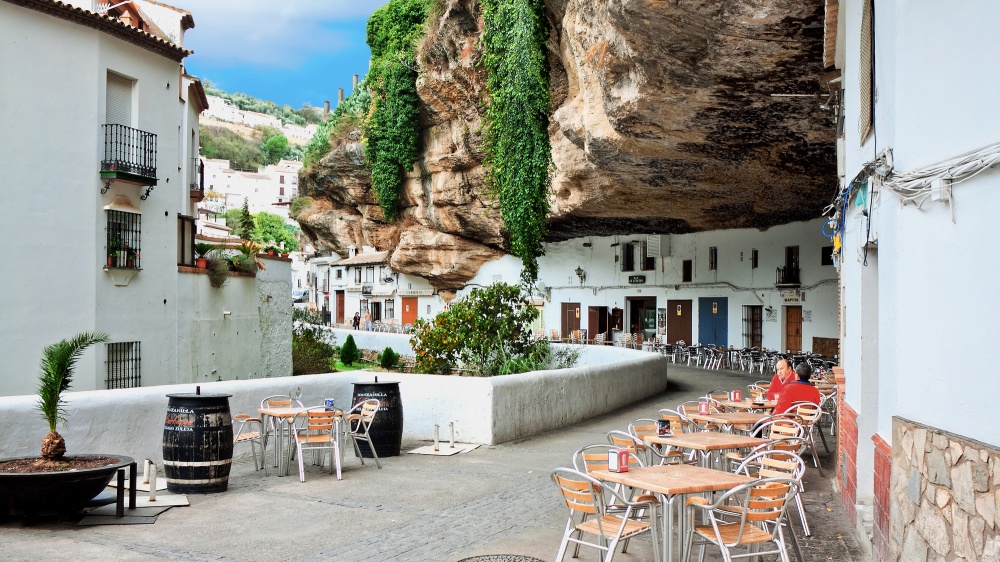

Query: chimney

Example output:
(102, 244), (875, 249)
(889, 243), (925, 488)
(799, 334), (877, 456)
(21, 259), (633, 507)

(338, 88), (345, 104)
(352, 74), (359, 92)
(323, 100), (330, 117)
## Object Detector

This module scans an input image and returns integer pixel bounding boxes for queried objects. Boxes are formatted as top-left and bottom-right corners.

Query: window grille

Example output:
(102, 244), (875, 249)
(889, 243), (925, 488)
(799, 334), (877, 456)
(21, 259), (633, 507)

(365, 266), (375, 283)
(336, 269), (343, 279)
(106, 341), (141, 389)
(641, 242), (654, 271)
(385, 299), (395, 319)
(742, 306), (763, 348)
(621, 243), (635, 272)
(709, 247), (718, 271)
(354, 268), (362, 283)
(106, 210), (141, 269)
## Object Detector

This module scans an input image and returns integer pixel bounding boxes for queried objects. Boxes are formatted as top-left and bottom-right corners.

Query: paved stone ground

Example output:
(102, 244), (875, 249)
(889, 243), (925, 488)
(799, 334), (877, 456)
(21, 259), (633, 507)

(0, 364), (871, 562)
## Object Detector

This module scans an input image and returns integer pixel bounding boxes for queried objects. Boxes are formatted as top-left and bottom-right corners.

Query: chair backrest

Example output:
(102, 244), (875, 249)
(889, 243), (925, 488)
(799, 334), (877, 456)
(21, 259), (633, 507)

(658, 408), (692, 433)
(751, 417), (805, 440)
(627, 418), (659, 442)
(261, 394), (303, 409)
(678, 400), (718, 418)
(572, 444), (644, 473)
(706, 390), (730, 402)
(790, 402), (822, 425)
(551, 467), (605, 517)
(594, 332), (606, 345)
(607, 430), (647, 455)
(733, 450), (805, 481)
(304, 407), (338, 433)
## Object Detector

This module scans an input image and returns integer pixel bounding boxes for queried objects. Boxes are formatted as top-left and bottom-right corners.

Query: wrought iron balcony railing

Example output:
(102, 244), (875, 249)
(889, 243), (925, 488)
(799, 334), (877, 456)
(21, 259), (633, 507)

(775, 266), (801, 286)
(190, 157), (204, 201)
(101, 124), (157, 185)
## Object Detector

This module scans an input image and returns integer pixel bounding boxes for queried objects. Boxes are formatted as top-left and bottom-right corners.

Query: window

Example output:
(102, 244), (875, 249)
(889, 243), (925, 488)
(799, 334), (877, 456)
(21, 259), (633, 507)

(821, 246), (835, 266)
(280, 186), (285, 195)
(751, 249), (759, 269)
(365, 266), (375, 283)
(354, 268), (361, 283)
(859, 0), (875, 144)
(360, 299), (368, 313)
(742, 306), (763, 348)
(106, 209), (141, 269)
(708, 247), (718, 271)
(297, 279), (302, 288)
(336, 269), (343, 279)
(106, 71), (133, 127)
(427, 305), (431, 314)
(641, 242), (654, 271)
(621, 243), (635, 272)
(106, 341), (140, 389)
(682, 260), (693, 282)
(385, 299), (395, 319)
(280, 175), (285, 184)
(177, 214), (195, 266)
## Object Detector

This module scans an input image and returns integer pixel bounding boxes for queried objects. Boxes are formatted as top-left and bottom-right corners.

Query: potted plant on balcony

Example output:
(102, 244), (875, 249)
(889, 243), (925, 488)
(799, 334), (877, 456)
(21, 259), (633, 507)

(264, 245), (279, 256)
(206, 250), (230, 288)
(194, 242), (214, 269)
(0, 332), (134, 518)
(106, 238), (122, 268)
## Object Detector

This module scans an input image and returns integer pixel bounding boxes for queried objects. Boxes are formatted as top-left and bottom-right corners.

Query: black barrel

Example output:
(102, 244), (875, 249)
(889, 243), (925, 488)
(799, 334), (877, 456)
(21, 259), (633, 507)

(351, 381), (403, 458)
(162, 393), (233, 493)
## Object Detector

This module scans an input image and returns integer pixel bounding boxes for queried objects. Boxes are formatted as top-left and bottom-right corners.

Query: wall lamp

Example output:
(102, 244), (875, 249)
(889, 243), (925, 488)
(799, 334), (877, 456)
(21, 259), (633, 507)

(575, 267), (586, 284)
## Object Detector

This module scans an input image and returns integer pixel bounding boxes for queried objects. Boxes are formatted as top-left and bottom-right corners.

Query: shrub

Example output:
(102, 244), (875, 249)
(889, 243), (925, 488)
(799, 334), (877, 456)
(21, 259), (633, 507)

(292, 324), (337, 375)
(206, 257), (229, 288)
(340, 334), (361, 366)
(379, 347), (399, 369)
(293, 308), (323, 325)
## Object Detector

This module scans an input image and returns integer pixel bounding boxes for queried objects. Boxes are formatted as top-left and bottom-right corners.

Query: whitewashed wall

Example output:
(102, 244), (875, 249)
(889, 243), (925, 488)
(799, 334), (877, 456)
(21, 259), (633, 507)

(0, 341), (667, 462)
(838, 0), (1000, 498)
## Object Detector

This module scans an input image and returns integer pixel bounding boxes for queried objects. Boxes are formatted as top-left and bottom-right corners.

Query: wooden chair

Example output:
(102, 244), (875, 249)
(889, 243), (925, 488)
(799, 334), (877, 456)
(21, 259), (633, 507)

(551, 468), (660, 562)
(289, 406), (342, 482)
(732, 450), (811, 536)
(233, 413), (266, 475)
(345, 399), (382, 469)
(627, 418), (686, 466)
(684, 478), (798, 562)
(789, 402), (827, 475)
(260, 394), (304, 466)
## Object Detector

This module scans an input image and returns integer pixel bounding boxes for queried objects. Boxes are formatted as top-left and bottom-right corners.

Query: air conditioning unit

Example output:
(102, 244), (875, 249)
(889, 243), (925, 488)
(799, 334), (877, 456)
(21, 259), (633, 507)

(647, 235), (671, 257)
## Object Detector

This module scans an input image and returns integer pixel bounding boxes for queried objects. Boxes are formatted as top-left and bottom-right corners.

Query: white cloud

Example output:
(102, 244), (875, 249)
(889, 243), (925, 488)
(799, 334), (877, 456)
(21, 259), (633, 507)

(171, 1), (386, 68)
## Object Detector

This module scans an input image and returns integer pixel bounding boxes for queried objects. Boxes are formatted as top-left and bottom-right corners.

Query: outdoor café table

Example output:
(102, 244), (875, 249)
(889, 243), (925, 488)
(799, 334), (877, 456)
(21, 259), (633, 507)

(644, 432), (770, 469)
(257, 406), (346, 477)
(591, 464), (755, 562)
(686, 411), (769, 433)
(722, 399), (777, 411)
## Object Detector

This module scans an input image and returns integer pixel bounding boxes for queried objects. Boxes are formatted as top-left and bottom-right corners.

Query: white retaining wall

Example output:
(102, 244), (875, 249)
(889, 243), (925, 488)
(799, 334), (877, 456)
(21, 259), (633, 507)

(0, 331), (667, 463)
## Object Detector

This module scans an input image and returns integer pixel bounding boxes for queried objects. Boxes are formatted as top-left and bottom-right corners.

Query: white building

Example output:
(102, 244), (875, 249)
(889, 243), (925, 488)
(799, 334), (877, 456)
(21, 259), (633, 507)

(830, 1), (1000, 560)
(203, 158), (302, 215)
(0, 0), (291, 397)
(203, 93), (317, 145)
(462, 219), (839, 351)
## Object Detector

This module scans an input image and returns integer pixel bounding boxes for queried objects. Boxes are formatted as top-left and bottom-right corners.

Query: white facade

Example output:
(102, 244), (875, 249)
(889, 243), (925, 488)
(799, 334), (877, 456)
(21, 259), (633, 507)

(835, 0), (1000, 504)
(202, 94), (317, 145)
(461, 220), (839, 350)
(0, 0), (290, 397)
(203, 158), (301, 214)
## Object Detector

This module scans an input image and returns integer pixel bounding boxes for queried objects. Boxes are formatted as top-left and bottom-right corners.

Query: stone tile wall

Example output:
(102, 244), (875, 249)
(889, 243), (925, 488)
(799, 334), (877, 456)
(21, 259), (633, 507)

(891, 417), (1000, 561)
(874, 434), (891, 562)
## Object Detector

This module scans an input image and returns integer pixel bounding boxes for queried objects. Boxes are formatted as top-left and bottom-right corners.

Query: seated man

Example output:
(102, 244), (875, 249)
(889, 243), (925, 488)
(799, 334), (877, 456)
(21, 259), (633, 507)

(766, 359), (795, 400)
(773, 362), (822, 414)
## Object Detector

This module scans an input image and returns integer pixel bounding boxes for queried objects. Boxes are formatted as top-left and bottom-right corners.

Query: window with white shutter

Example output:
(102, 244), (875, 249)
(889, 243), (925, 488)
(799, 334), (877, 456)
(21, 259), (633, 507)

(106, 72), (133, 126)
(858, 0), (874, 144)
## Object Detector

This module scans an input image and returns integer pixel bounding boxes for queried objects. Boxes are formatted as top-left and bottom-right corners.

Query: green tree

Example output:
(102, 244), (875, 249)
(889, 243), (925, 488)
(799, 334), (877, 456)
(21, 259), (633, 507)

(340, 334), (361, 366)
(411, 283), (541, 376)
(239, 199), (255, 241)
(37, 332), (109, 459)
(254, 211), (299, 251)
(263, 134), (290, 164)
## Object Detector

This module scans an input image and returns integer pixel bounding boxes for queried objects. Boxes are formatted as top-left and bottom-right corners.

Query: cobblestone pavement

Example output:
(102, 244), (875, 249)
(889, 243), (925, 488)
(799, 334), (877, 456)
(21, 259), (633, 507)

(0, 364), (871, 562)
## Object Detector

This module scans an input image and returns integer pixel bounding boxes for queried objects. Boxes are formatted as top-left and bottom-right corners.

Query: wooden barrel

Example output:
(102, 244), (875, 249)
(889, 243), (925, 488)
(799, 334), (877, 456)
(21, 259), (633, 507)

(162, 393), (233, 493)
(351, 381), (403, 458)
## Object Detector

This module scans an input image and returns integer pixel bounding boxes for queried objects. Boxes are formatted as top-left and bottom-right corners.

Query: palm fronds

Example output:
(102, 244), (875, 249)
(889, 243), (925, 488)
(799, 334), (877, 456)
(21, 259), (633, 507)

(37, 332), (109, 433)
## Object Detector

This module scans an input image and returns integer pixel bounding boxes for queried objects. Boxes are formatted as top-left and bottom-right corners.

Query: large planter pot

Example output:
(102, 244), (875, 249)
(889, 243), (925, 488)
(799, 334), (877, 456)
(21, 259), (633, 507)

(0, 454), (134, 518)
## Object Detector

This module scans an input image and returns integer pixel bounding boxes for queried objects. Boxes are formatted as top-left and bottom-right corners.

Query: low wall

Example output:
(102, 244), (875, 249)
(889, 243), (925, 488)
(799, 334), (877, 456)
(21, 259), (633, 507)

(0, 334), (667, 463)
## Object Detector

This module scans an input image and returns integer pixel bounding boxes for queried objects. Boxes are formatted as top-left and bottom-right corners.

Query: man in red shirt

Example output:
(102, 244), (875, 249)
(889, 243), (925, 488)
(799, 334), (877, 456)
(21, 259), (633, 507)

(774, 363), (822, 414)
(766, 359), (795, 400)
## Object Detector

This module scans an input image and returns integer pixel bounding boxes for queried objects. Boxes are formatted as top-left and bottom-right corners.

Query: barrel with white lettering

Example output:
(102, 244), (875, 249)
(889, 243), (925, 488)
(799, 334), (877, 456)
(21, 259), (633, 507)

(351, 381), (403, 458)
(162, 393), (234, 493)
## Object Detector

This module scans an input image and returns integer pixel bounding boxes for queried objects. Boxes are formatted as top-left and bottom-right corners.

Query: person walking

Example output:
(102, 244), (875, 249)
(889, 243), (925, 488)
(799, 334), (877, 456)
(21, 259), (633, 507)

(351, 312), (360, 330)
(363, 310), (372, 331)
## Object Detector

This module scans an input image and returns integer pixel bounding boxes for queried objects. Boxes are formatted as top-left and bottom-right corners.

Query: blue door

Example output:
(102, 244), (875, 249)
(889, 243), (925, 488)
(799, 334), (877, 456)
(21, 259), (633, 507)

(698, 297), (728, 347)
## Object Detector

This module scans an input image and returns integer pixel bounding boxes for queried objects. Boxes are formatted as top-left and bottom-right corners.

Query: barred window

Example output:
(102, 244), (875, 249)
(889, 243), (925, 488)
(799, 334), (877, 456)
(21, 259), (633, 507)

(385, 299), (395, 319)
(709, 247), (718, 271)
(106, 341), (141, 389)
(106, 209), (141, 269)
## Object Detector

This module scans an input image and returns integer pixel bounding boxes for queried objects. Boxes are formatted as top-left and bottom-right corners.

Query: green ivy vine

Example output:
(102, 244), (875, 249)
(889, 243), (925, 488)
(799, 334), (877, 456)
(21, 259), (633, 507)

(481, 0), (552, 281)
(363, 0), (430, 221)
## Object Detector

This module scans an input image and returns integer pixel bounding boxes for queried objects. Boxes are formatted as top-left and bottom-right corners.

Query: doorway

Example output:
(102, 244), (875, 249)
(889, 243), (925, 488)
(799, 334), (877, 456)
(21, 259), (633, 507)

(626, 296), (657, 337)
(667, 300), (692, 344)
(785, 306), (802, 352)
(370, 301), (382, 322)
(335, 291), (345, 325)
(588, 306), (609, 341)
(697, 297), (728, 347)
(401, 297), (418, 325)
(561, 302), (581, 339)
(742, 305), (762, 348)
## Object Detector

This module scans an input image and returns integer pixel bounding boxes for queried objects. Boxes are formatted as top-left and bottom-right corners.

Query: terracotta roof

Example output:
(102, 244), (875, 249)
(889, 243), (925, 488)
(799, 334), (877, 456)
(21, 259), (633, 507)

(3, 0), (191, 62)
(335, 251), (389, 266)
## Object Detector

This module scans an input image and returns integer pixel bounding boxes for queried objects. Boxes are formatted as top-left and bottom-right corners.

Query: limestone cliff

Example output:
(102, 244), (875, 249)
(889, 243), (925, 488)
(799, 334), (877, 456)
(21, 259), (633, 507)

(296, 0), (835, 290)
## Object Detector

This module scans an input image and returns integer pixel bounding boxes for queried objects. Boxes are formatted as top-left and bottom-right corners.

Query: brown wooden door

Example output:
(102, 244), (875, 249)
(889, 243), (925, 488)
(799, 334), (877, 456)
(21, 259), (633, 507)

(667, 300), (692, 343)
(335, 291), (345, 325)
(785, 306), (803, 352)
(561, 302), (581, 339)
(588, 306), (609, 341)
(401, 297), (418, 325)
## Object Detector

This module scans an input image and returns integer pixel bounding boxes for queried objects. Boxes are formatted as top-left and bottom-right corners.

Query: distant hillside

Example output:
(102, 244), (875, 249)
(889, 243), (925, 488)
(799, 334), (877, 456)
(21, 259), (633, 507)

(204, 82), (324, 127)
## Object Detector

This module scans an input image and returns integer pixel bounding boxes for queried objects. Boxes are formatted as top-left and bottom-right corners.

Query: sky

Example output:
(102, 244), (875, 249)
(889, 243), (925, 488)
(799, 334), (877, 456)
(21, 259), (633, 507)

(171, 1), (388, 109)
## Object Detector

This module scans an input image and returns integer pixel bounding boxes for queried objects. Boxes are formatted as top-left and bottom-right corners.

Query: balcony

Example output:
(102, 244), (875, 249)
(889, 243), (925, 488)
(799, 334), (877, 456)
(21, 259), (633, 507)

(362, 283), (374, 296)
(101, 124), (157, 187)
(190, 157), (204, 201)
(775, 266), (801, 287)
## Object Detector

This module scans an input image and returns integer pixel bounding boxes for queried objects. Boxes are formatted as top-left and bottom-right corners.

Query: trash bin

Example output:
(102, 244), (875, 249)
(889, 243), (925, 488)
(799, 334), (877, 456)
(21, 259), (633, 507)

(162, 392), (233, 493)
(350, 380), (403, 458)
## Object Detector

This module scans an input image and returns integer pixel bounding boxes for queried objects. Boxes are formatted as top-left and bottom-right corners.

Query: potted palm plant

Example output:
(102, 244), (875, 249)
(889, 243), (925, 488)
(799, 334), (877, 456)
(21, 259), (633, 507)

(0, 332), (134, 518)
(194, 242), (214, 269)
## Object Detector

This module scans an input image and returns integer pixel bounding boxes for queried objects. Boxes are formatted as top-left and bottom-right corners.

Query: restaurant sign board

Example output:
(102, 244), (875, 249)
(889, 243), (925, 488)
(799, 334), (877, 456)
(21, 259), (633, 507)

(628, 275), (646, 284)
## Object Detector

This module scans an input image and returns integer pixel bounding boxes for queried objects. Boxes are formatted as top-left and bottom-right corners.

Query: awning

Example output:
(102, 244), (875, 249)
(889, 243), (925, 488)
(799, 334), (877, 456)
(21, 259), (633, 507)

(371, 288), (396, 297)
